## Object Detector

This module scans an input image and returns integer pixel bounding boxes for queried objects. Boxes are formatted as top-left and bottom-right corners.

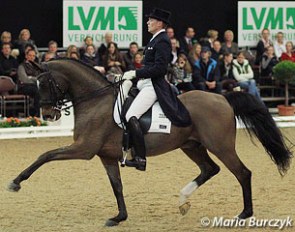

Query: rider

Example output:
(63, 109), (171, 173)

(122, 8), (191, 171)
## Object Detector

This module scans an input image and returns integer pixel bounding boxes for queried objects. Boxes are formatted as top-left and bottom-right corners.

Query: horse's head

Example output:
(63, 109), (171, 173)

(37, 63), (68, 121)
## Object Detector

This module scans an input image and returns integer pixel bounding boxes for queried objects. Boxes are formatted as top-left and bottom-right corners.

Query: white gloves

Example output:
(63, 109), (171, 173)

(122, 70), (136, 80)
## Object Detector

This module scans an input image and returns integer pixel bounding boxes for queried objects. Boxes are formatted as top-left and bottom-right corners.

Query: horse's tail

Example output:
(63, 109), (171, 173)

(224, 92), (293, 176)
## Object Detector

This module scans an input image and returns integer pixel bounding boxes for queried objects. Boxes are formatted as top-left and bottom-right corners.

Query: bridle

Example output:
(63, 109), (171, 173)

(38, 63), (123, 113)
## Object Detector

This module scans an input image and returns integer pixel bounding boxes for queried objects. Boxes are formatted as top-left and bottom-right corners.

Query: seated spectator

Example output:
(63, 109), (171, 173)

(69, 51), (80, 60)
(260, 46), (278, 78)
(0, 31), (12, 48)
(179, 27), (198, 55)
(273, 32), (286, 59)
(123, 42), (139, 71)
(97, 32), (113, 64)
(280, 41), (295, 62)
(211, 40), (223, 62)
(24, 44), (39, 63)
(221, 30), (239, 58)
(43, 52), (55, 62)
(166, 26), (179, 47)
(103, 42), (125, 75)
(14, 29), (38, 63)
(82, 44), (105, 73)
(170, 37), (183, 65)
(192, 46), (222, 94)
(17, 49), (40, 116)
(232, 51), (261, 100)
(219, 52), (238, 92)
(41, 40), (60, 61)
(79, 36), (95, 59)
(66, 45), (79, 58)
(130, 52), (143, 70)
(0, 43), (19, 83)
(200, 29), (219, 48)
(255, 28), (273, 65)
(188, 43), (201, 67)
(172, 53), (195, 93)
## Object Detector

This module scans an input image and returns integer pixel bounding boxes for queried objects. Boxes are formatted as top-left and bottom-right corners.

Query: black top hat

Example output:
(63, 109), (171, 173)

(146, 8), (171, 24)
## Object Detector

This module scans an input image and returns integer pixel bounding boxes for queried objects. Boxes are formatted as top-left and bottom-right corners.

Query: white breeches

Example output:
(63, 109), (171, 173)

(125, 79), (157, 122)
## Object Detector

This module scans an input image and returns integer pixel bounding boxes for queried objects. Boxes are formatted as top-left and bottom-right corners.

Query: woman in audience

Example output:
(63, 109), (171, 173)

(200, 29), (219, 48)
(221, 30), (239, 58)
(69, 51), (80, 60)
(260, 46), (278, 78)
(79, 36), (95, 59)
(17, 49), (40, 116)
(280, 41), (295, 62)
(1, 31), (12, 48)
(172, 53), (195, 93)
(188, 43), (202, 67)
(255, 28), (273, 65)
(66, 45), (79, 58)
(131, 52), (143, 70)
(232, 51), (261, 100)
(103, 42), (125, 75)
(273, 32), (286, 59)
(14, 29), (38, 63)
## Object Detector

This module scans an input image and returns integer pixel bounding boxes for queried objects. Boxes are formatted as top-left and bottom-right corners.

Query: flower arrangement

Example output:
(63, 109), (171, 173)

(0, 117), (47, 128)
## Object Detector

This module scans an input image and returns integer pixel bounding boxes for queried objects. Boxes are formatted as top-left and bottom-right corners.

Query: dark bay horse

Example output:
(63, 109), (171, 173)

(8, 59), (292, 227)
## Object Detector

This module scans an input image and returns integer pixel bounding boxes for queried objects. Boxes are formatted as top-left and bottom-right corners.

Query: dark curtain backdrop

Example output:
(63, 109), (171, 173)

(0, 0), (274, 47)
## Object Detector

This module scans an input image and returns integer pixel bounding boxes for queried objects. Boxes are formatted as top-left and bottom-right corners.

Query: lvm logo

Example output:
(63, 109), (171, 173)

(68, 6), (138, 30)
(242, 7), (295, 30)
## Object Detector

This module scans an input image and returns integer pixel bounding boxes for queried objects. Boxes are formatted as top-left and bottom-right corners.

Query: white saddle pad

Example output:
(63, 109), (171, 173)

(113, 102), (171, 134)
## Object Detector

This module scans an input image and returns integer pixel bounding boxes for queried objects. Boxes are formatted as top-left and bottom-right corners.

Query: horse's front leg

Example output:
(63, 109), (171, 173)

(100, 157), (128, 227)
(8, 144), (96, 192)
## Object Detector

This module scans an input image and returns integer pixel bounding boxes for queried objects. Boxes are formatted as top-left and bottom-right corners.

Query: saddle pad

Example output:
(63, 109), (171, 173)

(113, 101), (171, 134)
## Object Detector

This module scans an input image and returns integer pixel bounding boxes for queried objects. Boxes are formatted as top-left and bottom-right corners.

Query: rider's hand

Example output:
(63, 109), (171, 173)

(122, 70), (136, 80)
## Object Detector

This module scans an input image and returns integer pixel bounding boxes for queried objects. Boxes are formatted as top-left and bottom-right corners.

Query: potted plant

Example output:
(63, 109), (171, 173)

(273, 60), (295, 116)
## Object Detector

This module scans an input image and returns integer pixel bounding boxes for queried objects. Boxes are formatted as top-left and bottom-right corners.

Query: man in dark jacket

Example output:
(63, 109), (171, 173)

(0, 43), (19, 83)
(121, 8), (191, 171)
(193, 46), (222, 94)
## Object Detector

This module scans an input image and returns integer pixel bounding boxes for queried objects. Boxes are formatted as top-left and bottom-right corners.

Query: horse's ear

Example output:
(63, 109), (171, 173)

(29, 61), (43, 73)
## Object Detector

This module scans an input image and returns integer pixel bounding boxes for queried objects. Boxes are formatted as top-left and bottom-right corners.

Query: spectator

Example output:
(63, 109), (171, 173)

(0, 31), (12, 48)
(219, 52), (238, 92)
(131, 52), (144, 70)
(103, 42), (125, 75)
(97, 32), (113, 63)
(69, 51), (80, 60)
(280, 41), (295, 62)
(79, 36), (95, 59)
(66, 45), (79, 58)
(179, 27), (198, 55)
(166, 26), (179, 47)
(14, 29), (38, 63)
(82, 44), (105, 73)
(255, 28), (273, 65)
(170, 37), (183, 65)
(41, 40), (59, 61)
(188, 43), (201, 67)
(273, 32), (286, 59)
(192, 46), (222, 94)
(260, 46), (278, 78)
(211, 40), (223, 62)
(123, 42), (139, 70)
(221, 30), (239, 58)
(17, 49), (40, 116)
(232, 51), (261, 99)
(43, 52), (55, 62)
(200, 29), (219, 48)
(172, 53), (195, 93)
(0, 42), (19, 83)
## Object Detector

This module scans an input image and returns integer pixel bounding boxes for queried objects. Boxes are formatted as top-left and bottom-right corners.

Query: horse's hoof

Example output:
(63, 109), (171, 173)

(7, 181), (21, 192)
(179, 202), (191, 216)
(237, 210), (253, 219)
(105, 219), (119, 227)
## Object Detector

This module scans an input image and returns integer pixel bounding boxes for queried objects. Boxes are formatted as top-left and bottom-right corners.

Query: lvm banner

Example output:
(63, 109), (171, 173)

(238, 1), (295, 47)
(63, 0), (142, 48)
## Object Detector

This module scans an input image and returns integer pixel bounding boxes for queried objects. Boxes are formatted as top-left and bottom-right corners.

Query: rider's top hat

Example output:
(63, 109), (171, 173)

(146, 8), (171, 25)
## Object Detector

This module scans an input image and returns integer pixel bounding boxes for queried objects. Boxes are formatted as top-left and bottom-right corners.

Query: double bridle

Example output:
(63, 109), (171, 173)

(38, 63), (121, 112)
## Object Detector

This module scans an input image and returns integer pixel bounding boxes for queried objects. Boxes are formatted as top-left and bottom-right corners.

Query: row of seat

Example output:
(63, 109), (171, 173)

(0, 76), (30, 117)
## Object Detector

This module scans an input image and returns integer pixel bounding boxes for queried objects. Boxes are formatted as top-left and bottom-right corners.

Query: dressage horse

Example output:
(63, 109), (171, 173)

(8, 59), (292, 227)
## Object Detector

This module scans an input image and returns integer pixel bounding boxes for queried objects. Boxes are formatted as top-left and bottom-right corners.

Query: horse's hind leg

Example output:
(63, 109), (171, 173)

(8, 145), (96, 192)
(100, 157), (128, 227)
(214, 148), (253, 219)
(179, 141), (220, 215)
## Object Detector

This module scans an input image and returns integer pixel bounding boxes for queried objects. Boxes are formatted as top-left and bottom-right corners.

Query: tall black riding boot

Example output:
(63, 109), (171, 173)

(125, 116), (146, 171)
